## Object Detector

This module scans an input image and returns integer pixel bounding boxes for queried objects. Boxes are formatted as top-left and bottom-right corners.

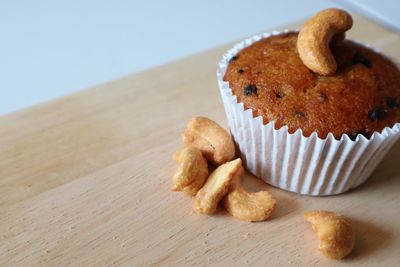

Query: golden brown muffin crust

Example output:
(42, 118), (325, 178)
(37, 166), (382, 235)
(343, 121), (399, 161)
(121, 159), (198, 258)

(224, 32), (400, 139)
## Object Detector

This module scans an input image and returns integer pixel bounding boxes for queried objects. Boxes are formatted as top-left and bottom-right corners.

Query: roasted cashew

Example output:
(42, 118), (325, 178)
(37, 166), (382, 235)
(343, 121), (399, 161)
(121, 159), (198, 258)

(304, 210), (355, 260)
(172, 146), (208, 196)
(194, 158), (242, 214)
(182, 117), (235, 165)
(223, 174), (276, 222)
(297, 8), (353, 75)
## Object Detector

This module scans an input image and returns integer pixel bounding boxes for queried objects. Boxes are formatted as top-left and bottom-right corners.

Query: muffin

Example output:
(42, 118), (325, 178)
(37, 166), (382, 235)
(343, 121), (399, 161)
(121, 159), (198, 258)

(217, 9), (400, 195)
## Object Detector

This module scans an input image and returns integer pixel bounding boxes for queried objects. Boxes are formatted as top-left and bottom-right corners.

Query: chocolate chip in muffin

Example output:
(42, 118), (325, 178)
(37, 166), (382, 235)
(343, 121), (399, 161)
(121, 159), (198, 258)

(353, 52), (372, 68)
(238, 68), (245, 74)
(347, 128), (372, 141)
(294, 111), (306, 118)
(275, 91), (286, 99)
(229, 55), (238, 63)
(347, 132), (358, 141)
(386, 97), (398, 108)
(318, 93), (328, 102)
(368, 107), (387, 121)
(244, 85), (257, 96)
(360, 129), (373, 139)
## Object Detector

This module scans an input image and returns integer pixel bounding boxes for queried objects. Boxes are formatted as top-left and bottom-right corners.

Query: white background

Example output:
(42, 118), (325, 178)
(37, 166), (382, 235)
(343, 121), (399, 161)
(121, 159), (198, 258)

(1, 0), (399, 115)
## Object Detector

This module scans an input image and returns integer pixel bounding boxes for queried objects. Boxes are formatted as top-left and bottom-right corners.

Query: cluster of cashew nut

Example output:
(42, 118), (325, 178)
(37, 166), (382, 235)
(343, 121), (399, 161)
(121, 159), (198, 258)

(171, 118), (356, 258)
(297, 8), (353, 75)
(172, 117), (276, 222)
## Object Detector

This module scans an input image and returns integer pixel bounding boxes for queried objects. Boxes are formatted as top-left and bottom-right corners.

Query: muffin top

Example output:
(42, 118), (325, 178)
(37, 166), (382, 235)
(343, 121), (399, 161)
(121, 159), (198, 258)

(223, 32), (400, 139)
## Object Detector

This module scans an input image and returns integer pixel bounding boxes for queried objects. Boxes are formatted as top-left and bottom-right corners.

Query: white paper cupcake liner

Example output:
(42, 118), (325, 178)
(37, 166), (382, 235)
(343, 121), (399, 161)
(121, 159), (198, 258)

(217, 30), (400, 196)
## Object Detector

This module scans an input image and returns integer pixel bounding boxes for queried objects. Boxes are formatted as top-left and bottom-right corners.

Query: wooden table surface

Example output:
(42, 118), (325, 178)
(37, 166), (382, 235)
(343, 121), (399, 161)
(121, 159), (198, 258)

(1, 15), (400, 267)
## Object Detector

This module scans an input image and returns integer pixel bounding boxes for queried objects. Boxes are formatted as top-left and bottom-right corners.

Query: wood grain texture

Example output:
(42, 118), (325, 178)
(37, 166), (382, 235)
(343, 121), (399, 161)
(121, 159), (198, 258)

(1, 15), (400, 266)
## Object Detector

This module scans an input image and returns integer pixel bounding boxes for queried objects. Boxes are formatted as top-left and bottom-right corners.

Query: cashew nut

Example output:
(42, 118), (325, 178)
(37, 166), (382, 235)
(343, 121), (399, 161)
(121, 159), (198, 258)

(172, 146), (208, 196)
(194, 158), (242, 214)
(223, 174), (276, 222)
(304, 210), (355, 260)
(297, 8), (353, 75)
(182, 117), (235, 165)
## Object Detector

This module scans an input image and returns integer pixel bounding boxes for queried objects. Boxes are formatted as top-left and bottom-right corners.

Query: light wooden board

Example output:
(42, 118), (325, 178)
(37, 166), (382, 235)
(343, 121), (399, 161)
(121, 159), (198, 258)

(1, 15), (400, 266)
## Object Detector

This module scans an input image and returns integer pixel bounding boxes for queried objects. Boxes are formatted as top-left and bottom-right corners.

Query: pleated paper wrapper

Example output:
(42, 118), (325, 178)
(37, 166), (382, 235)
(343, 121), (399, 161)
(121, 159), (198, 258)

(217, 30), (400, 196)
